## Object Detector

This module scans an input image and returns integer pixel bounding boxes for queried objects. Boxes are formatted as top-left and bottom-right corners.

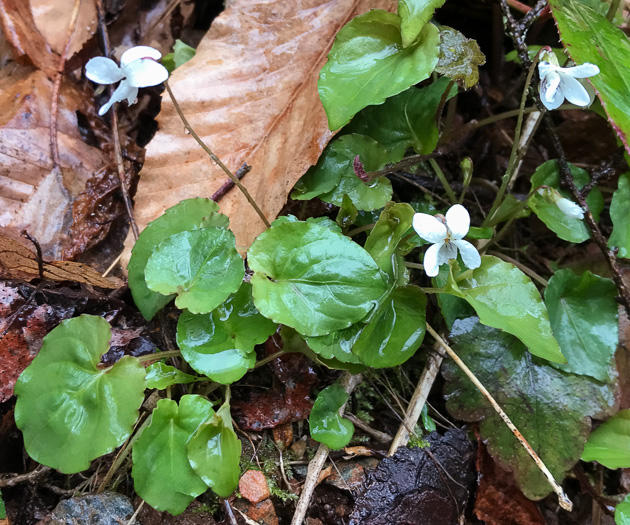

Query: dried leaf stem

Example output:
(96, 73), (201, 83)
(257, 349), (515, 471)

(164, 81), (271, 228)
(291, 372), (362, 525)
(388, 345), (444, 455)
(94, 0), (140, 240)
(425, 322), (573, 511)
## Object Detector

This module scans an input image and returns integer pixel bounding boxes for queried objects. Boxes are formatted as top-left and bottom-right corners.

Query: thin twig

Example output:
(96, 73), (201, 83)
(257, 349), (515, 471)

(50, 0), (83, 168)
(21, 230), (45, 280)
(93, 0), (140, 240)
(0, 466), (51, 488)
(291, 373), (362, 525)
(345, 413), (392, 444)
(164, 81), (271, 228)
(126, 500), (144, 525)
(223, 499), (239, 525)
(212, 163), (251, 202)
(425, 323), (573, 511)
(388, 346), (444, 455)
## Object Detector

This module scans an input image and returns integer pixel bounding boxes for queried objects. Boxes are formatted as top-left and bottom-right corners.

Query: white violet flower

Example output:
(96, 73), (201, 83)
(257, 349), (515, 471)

(412, 204), (481, 278)
(538, 52), (599, 111)
(85, 46), (169, 116)
(537, 187), (584, 219)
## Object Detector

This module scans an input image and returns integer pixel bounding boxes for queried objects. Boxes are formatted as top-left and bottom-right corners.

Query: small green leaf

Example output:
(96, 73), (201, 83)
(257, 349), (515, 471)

(421, 404), (436, 432)
(177, 282), (277, 384)
(291, 134), (394, 211)
(187, 402), (241, 498)
(249, 221), (387, 336)
(336, 194), (358, 230)
(616, 494), (630, 525)
(128, 198), (228, 320)
(435, 27), (486, 88)
(609, 173), (630, 258)
(162, 39), (196, 73)
(466, 226), (493, 239)
(364, 202), (415, 279)
(528, 160), (603, 243)
(444, 256), (565, 363)
(582, 409), (630, 469)
(318, 9), (440, 130)
(14, 315), (145, 474)
(346, 77), (457, 159)
(145, 228), (244, 314)
(145, 362), (196, 390)
(306, 324), (365, 365)
(132, 396), (214, 515)
(549, 0), (630, 153)
(398, 0), (445, 47)
(545, 269), (618, 381)
(443, 318), (617, 499)
(351, 285), (427, 368)
(0, 489), (5, 519)
(309, 383), (354, 449)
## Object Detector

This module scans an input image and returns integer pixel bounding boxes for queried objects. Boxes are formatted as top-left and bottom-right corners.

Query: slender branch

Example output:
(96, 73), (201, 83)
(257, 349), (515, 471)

(136, 349), (182, 363)
(429, 158), (457, 203)
(94, 0), (140, 240)
(254, 350), (284, 369)
(389, 346), (444, 454)
(425, 323), (573, 512)
(164, 81), (271, 228)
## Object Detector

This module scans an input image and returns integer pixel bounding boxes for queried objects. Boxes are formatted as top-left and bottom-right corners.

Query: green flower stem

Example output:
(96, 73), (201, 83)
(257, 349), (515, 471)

(97, 414), (151, 493)
(346, 223), (376, 237)
(137, 350), (182, 363)
(403, 262), (424, 270)
(164, 81), (271, 228)
(484, 50), (545, 226)
(254, 350), (285, 369)
(606, 0), (621, 21)
(419, 287), (443, 294)
(429, 158), (457, 203)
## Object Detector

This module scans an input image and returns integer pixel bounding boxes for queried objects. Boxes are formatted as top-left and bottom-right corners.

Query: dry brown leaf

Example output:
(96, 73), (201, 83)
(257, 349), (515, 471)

(0, 66), (139, 260)
(0, 234), (122, 288)
(124, 0), (396, 260)
(30, 0), (97, 59)
(0, 0), (57, 74)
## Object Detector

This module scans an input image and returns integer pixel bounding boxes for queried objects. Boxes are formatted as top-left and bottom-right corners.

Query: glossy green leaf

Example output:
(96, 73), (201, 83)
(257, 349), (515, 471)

(336, 194), (358, 230)
(177, 282), (277, 384)
(466, 226), (493, 239)
(582, 409), (630, 468)
(187, 402), (241, 498)
(616, 494), (630, 525)
(162, 39), (196, 73)
(352, 285), (427, 368)
(145, 228), (244, 314)
(364, 203), (415, 279)
(444, 256), (565, 363)
(14, 315), (145, 474)
(145, 362), (196, 390)
(346, 78), (457, 159)
(0, 489), (5, 519)
(443, 317), (617, 499)
(549, 0), (630, 152)
(421, 404), (436, 432)
(249, 221), (387, 336)
(291, 134), (394, 211)
(318, 9), (440, 130)
(128, 198), (228, 320)
(398, 0), (445, 47)
(307, 324), (364, 364)
(435, 27), (486, 88)
(132, 396), (214, 515)
(609, 173), (630, 258)
(545, 269), (618, 381)
(309, 383), (354, 449)
(528, 160), (603, 243)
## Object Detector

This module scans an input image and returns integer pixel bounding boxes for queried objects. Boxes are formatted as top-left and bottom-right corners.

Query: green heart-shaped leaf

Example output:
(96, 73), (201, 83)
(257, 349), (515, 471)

(608, 172), (630, 258)
(582, 409), (630, 469)
(398, 0), (445, 47)
(15, 315), (146, 473)
(444, 256), (565, 363)
(249, 221), (388, 336)
(145, 228), (244, 314)
(177, 282), (277, 384)
(318, 9), (440, 130)
(132, 395), (214, 515)
(128, 198), (228, 320)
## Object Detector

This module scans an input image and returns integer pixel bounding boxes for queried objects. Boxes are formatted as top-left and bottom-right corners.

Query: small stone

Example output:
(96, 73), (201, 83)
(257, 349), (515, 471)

(239, 470), (271, 504)
(272, 422), (293, 450)
(234, 499), (278, 525)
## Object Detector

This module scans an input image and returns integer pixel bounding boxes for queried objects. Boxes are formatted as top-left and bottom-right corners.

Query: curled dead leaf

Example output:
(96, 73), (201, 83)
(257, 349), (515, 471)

(124, 0), (396, 263)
